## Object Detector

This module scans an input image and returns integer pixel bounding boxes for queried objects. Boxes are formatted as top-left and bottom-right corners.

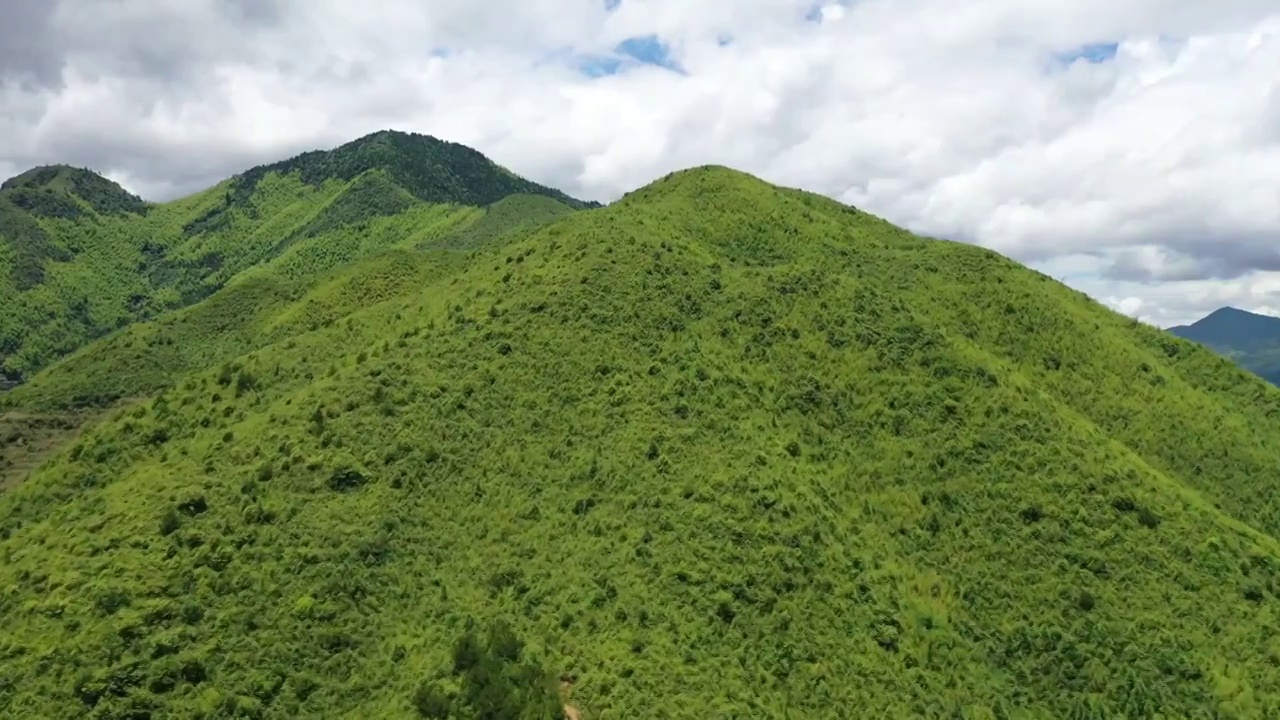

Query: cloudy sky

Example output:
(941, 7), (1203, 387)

(1, 0), (1278, 327)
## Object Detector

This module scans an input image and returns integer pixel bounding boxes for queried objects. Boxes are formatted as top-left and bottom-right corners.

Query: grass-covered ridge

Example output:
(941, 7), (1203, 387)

(3, 192), (580, 414)
(185, 130), (599, 238)
(0, 134), (596, 386)
(0, 165), (150, 218)
(426, 194), (579, 251)
(3, 165), (1280, 718)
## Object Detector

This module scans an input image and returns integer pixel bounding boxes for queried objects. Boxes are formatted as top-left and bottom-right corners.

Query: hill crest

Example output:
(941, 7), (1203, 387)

(1170, 306), (1280, 331)
(7, 162), (1280, 717)
(0, 131), (601, 386)
(1169, 306), (1280, 385)
(184, 130), (598, 235)
(0, 165), (149, 218)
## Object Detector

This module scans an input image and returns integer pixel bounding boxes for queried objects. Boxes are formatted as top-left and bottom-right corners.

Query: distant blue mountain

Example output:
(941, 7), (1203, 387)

(1169, 306), (1280, 385)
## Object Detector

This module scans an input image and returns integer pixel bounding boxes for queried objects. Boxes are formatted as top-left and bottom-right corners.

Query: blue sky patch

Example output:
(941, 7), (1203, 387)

(570, 34), (685, 77)
(616, 34), (680, 70)
(1056, 42), (1120, 65)
(577, 54), (624, 77)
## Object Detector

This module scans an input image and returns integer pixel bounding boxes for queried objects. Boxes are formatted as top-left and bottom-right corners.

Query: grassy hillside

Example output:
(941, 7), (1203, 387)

(1170, 307), (1280, 385)
(5, 166), (1280, 719)
(2, 193), (577, 414)
(0, 132), (595, 387)
(426, 194), (579, 251)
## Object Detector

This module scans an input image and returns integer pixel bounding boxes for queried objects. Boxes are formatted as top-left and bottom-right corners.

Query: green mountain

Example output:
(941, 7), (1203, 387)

(0, 131), (595, 388)
(1169, 306), (1280, 385)
(3, 160), (1280, 718)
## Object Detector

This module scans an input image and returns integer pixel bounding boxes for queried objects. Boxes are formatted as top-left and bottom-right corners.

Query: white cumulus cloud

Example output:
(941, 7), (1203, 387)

(1, 0), (1278, 326)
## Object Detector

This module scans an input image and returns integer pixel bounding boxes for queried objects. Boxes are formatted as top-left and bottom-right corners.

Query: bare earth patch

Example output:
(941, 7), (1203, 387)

(560, 675), (582, 720)
(0, 408), (108, 492)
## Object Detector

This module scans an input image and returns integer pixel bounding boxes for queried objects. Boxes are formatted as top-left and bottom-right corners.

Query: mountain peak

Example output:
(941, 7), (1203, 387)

(179, 129), (599, 238)
(0, 164), (148, 217)
(225, 129), (600, 212)
(1201, 305), (1252, 320)
(1168, 306), (1280, 376)
(1, 164), (76, 192)
(11, 158), (1280, 717)
(1185, 305), (1280, 328)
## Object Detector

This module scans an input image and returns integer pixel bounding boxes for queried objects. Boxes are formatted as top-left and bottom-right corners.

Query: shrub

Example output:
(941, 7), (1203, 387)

(178, 495), (209, 516)
(234, 370), (257, 397)
(328, 466), (367, 492)
(1137, 506), (1162, 529)
(441, 620), (565, 720)
(453, 630), (484, 674)
(159, 508), (182, 536)
(414, 682), (453, 718)
(255, 463), (274, 482)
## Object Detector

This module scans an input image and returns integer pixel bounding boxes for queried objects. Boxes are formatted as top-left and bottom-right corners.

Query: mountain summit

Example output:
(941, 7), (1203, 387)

(0, 131), (598, 386)
(1169, 306), (1280, 384)
(187, 130), (599, 234)
(0, 165), (148, 315)
(1169, 306), (1280, 348)
(0, 165), (149, 217)
(4, 164), (1280, 718)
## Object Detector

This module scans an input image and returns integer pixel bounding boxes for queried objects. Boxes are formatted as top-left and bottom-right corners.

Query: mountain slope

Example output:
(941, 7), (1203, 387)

(2, 191), (579, 414)
(4, 167), (1280, 719)
(1169, 306), (1280, 384)
(0, 131), (596, 387)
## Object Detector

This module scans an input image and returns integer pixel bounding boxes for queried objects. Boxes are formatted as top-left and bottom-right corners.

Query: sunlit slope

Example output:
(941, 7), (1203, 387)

(0, 130), (596, 385)
(0, 167), (403, 383)
(3, 167), (1280, 719)
(0, 165), (190, 381)
(423, 193), (579, 251)
(4, 190), (579, 412)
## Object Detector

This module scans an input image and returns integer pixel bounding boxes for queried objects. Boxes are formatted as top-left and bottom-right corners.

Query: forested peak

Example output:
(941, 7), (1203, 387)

(0, 165), (148, 217)
(2, 165), (94, 193)
(224, 129), (601, 211)
(1170, 306), (1280, 350)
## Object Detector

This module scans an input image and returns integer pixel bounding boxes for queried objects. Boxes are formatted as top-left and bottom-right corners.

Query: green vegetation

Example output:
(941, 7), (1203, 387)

(0, 132), (595, 385)
(4, 191), (577, 412)
(6, 246), (469, 411)
(5, 160), (1280, 718)
(1, 165), (150, 217)
(427, 194), (578, 251)
(0, 406), (112, 491)
(1170, 306), (1280, 384)
(185, 130), (597, 240)
(412, 620), (566, 719)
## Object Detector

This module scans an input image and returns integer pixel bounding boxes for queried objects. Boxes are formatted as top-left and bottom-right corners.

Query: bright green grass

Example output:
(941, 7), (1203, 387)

(4, 167), (1280, 719)
(3, 193), (570, 413)
(426, 194), (578, 251)
(0, 132), (595, 385)
(0, 172), (358, 382)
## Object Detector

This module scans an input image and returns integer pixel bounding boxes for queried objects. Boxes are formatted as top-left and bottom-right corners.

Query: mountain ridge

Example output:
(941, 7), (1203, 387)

(3, 163), (1280, 717)
(0, 130), (599, 387)
(182, 130), (600, 237)
(1168, 305), (1280, 385)
(0, 164), (150, 217)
